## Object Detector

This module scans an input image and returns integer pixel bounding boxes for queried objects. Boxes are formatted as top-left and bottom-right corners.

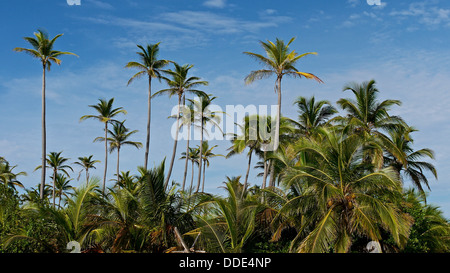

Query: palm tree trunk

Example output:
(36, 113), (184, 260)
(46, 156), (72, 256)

(40, 65), (47, 200)
(196, 123), (204, 192)
(86, 169), (89, 186)
(116, 147), (120, 184)
(269, 160), (275, 188)
(244, 149), (253, 191)
(262, 151), (268, 189)
(190, 159), (195, 191)
(144, 76), (152, 170)
(52, 170), (56, 208)
(103, 122), (108, 194)
(273, 76), (282, 151)
(165, 95), (181, 190)
(201, 160), (206, 192)
(182, 96), (189, 191)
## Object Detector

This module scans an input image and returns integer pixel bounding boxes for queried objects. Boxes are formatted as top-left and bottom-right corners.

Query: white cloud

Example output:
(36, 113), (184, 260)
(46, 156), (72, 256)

(203, 0), (226, 8)
(390, 2), (450, 27)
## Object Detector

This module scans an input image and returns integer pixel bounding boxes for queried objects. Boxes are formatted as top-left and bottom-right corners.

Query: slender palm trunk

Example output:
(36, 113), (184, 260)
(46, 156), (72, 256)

(85, 169), (89, 186)
(244, 149), (253, 191)
(144, 76), (152, 170)
(190, 159), (195, 191)
(196, 123), (204, 192)
(269, 160), (275, 188)
(165, 95), (181, 190)
(40, 65), (47, 200)
(201, 160), (206, 192)
(182, 124), (190, 191)
(182, 96), (189, 191)
(103, 122), (108, 194)
(273, 76), (282, 151)
(52, 169), (56, 208)
(116, 147), (121, 184)
(262, 151), (268, 189)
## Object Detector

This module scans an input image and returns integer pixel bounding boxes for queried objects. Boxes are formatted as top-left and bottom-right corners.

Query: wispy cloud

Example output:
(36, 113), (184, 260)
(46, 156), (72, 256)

(390, 2), (450, 28)
(75, 10), (292, 50)
(203, 0), (227, 9)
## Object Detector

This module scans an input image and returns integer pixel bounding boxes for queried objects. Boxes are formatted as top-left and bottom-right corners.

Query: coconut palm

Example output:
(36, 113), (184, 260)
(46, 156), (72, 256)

(54, 174), (74, 208)
(94, 120), (142, 182)
(188, 95), (223, 192)
(336, 80), (406, 168)
(180, 147), (200, 192)
(226, 115), (273, 191)
(153, 63), (208, 189)
(244, 37), (323, 151)
(74, 155), (100, 186)
(198, 141), (223, 193)
(282, 128), (412, 253)
(125, 43), (170, 170)
(194, 176), (261, 253)
(14, 29), (77, 200)
(35, 151), (73, 208)
(385, 126), (437, 196)
(0, 160), (27, 191)
(292, 96), (337, 137)
(80, 98), (127, 194)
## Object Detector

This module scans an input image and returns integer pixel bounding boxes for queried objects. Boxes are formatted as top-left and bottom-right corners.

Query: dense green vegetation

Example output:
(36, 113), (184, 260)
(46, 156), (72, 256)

(0, 30), (448, 253)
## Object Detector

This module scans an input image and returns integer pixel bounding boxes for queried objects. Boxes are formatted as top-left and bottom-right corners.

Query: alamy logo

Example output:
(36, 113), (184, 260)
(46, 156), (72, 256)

(67, 0), (81, 5)
(367, 0), (382, 5)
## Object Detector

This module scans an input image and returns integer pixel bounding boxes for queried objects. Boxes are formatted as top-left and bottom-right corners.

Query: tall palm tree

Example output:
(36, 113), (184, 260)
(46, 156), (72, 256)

(244, 37), (323, 151)
(385, 126), (437, 196)
(35, 151), (74, 208)
(74, 155), (100, 186)
(80, 98), (127, 194)
(153, 63), (208, 189)
(0, 160), (27, 191)
(336, 80), (406, 168)
(188, 95), (223, 192)
(125, 43), (170, 170)
(94, 120), (142, 182)
(14, 29), (77, 200)
(293, 96), (337, 137)
(180, 147), (200, 192)
(199, 141), (223, 193)
(226, 115), (269, 191)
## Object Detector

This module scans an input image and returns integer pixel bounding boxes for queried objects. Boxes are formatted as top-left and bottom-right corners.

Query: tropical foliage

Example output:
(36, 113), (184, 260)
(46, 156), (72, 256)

(1, 34), (447, 254)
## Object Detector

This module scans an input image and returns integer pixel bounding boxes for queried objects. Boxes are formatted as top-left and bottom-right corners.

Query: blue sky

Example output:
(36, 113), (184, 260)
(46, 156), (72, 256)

(1, 0), (450, 216)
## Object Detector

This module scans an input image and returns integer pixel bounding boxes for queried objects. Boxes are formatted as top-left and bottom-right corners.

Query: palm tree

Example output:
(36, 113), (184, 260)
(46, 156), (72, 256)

(4, 181), (100, 252)
(292, 96), (337, 137)
(153, 63), (208, 189)
(195, 176), (260, 253)
(385, 126), (437, 196)
(94, 120), (142, 182)
(180, 147), (200, 192)
(188, 95), (223, 192)
(54, 173), (74, 208)
(198, 141), (223, 193)
(80, 98), (127, 194)
(14, 29), (77, 200)
(0, 160), (27, 191)
(226, 115), (270, 191)
(35, 151), (73, 208)
(336, 80), (406, 168)
(281, 128), (412, 252)
(74, 155), (100, 186)
(125, 43), (170, 170)
(244, 37), (323, 151)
